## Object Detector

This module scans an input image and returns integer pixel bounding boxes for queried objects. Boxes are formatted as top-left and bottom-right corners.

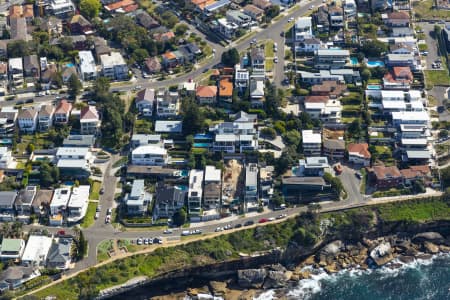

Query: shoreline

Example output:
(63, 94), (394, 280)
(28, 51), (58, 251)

(101, 230), (450, 299)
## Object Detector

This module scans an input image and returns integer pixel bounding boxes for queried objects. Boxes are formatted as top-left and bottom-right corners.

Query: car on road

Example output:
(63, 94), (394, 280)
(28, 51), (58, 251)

(95, 212), (99, 219)
(96, 205), (101, 212)
(16, 100), (24, 105)
(215, 227), (223, 232)
(234, 223), (242, 228)
(268, 217), (275, 221)
(288, 17), (294, 22)
(224, 224), (233, 230)
(154, 237), (163, 244)
(100, 188), (105, 194)
(105, 215), (111, 223)
(143, 238), (149, 245)
(252, 38), (257, 43)
(137, 238), (143, 245)
(259, 218), (269, 223)
(107, 208), (112, 215)
(280, 31), (285, 37)
(277, 214), (287, 219)
(309, 4), (315, 9)
(25, 99), (34, 104)
(163, 229), (173, 234)
(421, 51), (428, 56)
(274, 57), (278, 63)
(202, 68), (209, 73)
(191, 229), (202, 235)
(244, 220), (255, 226)
(181, 230), (190, 236)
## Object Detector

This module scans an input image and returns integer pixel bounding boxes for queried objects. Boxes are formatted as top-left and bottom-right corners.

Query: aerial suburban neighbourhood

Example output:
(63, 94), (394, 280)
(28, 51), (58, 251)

(0, 0), (447, 297)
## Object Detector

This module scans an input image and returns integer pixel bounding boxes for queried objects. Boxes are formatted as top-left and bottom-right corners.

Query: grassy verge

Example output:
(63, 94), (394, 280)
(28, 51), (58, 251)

(266, 59), (274, 71)
(90, 181), (101, 200)
(112, 156), (128, 168)
(377, 197), (450, 222)
(424, 70), (450, 89)
(97, 240), (114, 263)
(360, 168), (367, 194)
(413, 0), (450, 20)
(80, 202), (97, 229)
(265, 40), (274, 57)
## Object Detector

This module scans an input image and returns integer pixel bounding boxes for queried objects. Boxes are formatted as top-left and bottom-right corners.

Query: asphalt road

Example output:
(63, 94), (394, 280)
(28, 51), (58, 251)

(338, 165), (364, 203)
(419, 22), (442, 70)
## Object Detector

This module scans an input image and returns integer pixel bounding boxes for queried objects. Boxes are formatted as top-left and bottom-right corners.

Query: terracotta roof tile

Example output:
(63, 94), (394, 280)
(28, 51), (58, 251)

(219, 79), (233, 97)
(55, 100), (72, 114)
(80, 106), (99, 120)
(196, 85), (217, 98)
(348, 143), (371, 159)
(370, 165), (402, 180)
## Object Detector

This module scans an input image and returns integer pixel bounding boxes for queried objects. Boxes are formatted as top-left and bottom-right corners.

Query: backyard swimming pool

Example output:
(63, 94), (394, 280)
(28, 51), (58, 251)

(66, 63), (75, 68)
(367, 60), (385, 68)
(350, 57), (358, 65)
(367, 84), (382, 90)
(193, 143), (211, 148)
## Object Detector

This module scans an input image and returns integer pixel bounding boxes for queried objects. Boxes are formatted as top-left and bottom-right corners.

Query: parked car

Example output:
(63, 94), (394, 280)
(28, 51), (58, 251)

(181, 230), (191, 236)
(107, 208), (112, 215)
(274, 57), (278, 63)
(94, 212), (99, 219)
(276, 214), (287, 219)
(154, 237), (163, 244)
(244, 220), (255, 226)
(143, 238), (149, 245)
(137, 238), (143, 245)
(268, 217), (275, 221)
(96, 205), (101, 212)
(100, 188), (104, 194)
(163, 229), (173, 234)
(259, 218), (269, 223)
(234, 223), (242, 228)
(215, 227), (223, 232)
(105, 215), (111, 223)
(355, 172), (362, 179)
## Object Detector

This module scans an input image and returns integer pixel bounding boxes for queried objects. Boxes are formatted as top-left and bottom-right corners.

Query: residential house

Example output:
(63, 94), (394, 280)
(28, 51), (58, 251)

(348, 143), (371, 166)
(196, 85), (217, 105)
(296, 38), (322, 53)
(391, 27), (414, 37)
(0, 148), (15, 169)
(50, 35), (87, 50)
(144, 57), (161, 74)
(390, 43), (415, 55)
(31, 189), (53, 216)
(78, 51), (97, 81)
(153, 30), (175, 42)
(250, 47), (265, 73)
(54, 100), (72, 124)
(67, 185), (90, 223)
(329, 6), (344, 29)
(46, 238), (72, 270)
(125, 179), (152, 216)
(161, 51), (184, 69)
(203, 165), (221, 209)
(217, 18), (239, 39)
(295, 17), (313, 41)
(243, 4), (264, 21)
(391, 111), (429, 126)
(49, 188), (71, 225)
(9, 5), (23, 21)
(38, 105), (54, 132)
(21, 235), (52, 267)
(69, 14), (93, 35)
(400, 165), (431, 185)
(23, 55), (39, 79)
(383, 66), (413, 90)
(40, 16), (63, 37)
(302, 130), (322, 156)
(14, 186), (36, 217)
(250, 79), (265, 107)
(282, 176), (330, 200)
(154, 183), (186, 219)
(40, 64), (58, 87)
(299, 70), (344, 84)
(219, 78), (233, 105)
(188, 170), (203, 219)
(100, 52), (129, 81)
(343, 0), (357, 17)
(252, 0), (272, 10)
(386, 53), (418, 70)
(0, 192), (17, 220)
(244, 163), (259, 211)
(136, 88), (155, 117)
(314, 6), (330, 33)
(55, 148), (92, 179)
(367, 165), (403, 189)
(259, 166), (274, 204)
(296, 157), (329, 176)
(0, 62), (7, 80)
(93, 36), (111, 61)
(104, 0), (138, 13)
(304, 96), (342, 123)
(314, 49), (350, 69)
(61, 66), (77, 83)
(323, 138), (345, 160)
(156, 89), (180, 118)
(63, 135), (96, 148)
(18, 109), (38, 133)
(10, 17), (29, 41)
(235, 64), (249, 92)
(46, 0), (75, 17)
(8, 57), (24, 87)
(0, 266), (40, 290)
(154, 120), (182, 134)
(210, 117), (258, 153)
(0, 239), (25, 260)
(179, 43), (202, 62)
(330, 69), (361, 84)
(382, 11), (410, 27)
(0, 108), (18, 136)
(311, 80), (347, 98)
(131, 145), (169, 166)
(135, 11), (159, 29)
(130, 134), (162, 149)
(80, 106), (100, 135)
(226, 10), (252, 28)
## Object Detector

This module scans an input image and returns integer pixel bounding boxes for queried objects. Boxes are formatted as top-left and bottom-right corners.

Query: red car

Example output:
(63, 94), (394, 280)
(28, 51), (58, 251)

(259, 218), (268, 223)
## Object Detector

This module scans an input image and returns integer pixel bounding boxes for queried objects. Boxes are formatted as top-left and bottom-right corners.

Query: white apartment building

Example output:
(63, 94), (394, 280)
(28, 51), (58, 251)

(156, 89), (179, 118)
(302, 130), (322, 156)
(244, 163), (259, 212)
(8, 57), (23, 86)
(295, 17), (313, 41)
(46, 0), (75, 17)
(21, 235), (53, 267)
(49, 187), (71, 216)
(188, 169), (203, 219)
(203, 166), (221, 209)
(67, 185), (90, 223)
(131, 145), (169, 166)
(100, 52), (129, 81)
(78, 51), (97, 81)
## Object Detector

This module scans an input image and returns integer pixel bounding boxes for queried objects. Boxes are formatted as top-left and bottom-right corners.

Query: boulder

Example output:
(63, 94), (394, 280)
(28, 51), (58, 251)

(370, 242), (394, 266)
(423, 241), (439, 254)
(321, 240), (344, 256)
(413, 232), (444, 243)
(209, 281), (228, 296)
(237, 269), (267, 289)
(263, 271), (289, 289)
(440, 245), (450, 252)
(324, 262), (339, 273)
(398, 255), (415, 264)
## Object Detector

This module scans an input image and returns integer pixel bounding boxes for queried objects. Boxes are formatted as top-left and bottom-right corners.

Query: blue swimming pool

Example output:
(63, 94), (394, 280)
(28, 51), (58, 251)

(367, 60), (385, 68)
(350, 57), (358, 65)
(193, 143), (211, 148)
(367, 84), (382, 90)
(66, 63), (75, 68)
(180, 170), (189, 177)
(194, 134), (212, 140)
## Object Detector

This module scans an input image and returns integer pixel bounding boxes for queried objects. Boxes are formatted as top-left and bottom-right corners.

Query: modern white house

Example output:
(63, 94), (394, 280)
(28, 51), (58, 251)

(315, 49), (350, 69)
(188, 169), (203, 220)
(302, 130), (322, 156)
(0, 147), (15, 169)
(49, 187), (71, 226)
(295, 17), (313, 41)
(135, 88), (155, 117)
(17, 108), (38, 133)
(156, 89), (179, 118)
(67, 185), (90, 223)
(244, 163), (259, 212)
(21, 235), (52, 267)
(131, 145), (169, 166)
(56, 147), (92, 178)
(125, 180), (152, 216)
(100, 52), (128, 81)
(78, 51), (97, 81)
(47, 0), (75, 17)
(8, 57), (23, 87)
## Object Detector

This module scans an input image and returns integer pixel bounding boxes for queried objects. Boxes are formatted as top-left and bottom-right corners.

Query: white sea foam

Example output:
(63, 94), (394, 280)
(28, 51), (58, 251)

(253, 290), (276, 300)
(286, 269), (331, 299)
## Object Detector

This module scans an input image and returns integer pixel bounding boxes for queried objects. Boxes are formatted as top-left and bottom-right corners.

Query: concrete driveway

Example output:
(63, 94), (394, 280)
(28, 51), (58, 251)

(338, 165), (364, 203)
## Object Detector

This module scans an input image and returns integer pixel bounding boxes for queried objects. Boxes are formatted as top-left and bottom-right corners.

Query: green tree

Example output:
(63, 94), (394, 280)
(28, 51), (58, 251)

(175, 24), (189, 36)
(360, 40), (388, 58)
(93, 77), (111, 99)
(7, 40), (29, 58)
(161, 11), (179, 29)
(131, 48), (149, 64)
(361, 68), (371, 82)
(275, 151), (294, 176)
(67, 74), (82, 98)
(26, 143), (35, 154)
(271, 192), (285, 208)
(221, 48), (240, 67)
(260, 127), (277, 139)
(283, 129), (301, 148)
(266, 5), (280, 19)
(181, 97), (205, 136)
(80, 0), (101, 19)
(172, 207), (187, 226)
(439, 129), (449, 139)
(77, 230), (88, 259)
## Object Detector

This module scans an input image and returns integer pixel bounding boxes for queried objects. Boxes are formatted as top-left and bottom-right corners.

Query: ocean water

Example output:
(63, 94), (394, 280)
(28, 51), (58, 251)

(268, 254), (450, 300)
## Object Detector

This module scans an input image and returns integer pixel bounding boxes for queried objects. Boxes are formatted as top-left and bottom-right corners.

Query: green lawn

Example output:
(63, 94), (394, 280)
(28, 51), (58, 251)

(16, 133), (51, 155)
(418, 44), (428, 51)
(80, 202), (97, 229)
(97, 240), (113, 263)
(265, 40), (274, 58)
(424, 70), (450, 89)
(413, 0), (450, 20)
(112, 157), (128, 168)
(266, 59), (274, 71)
(378, 197), (450, 222)
(90, 181), (101, 200)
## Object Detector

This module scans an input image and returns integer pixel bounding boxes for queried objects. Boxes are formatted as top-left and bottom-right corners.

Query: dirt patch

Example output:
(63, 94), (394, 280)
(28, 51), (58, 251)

(222, 159), (244, 207)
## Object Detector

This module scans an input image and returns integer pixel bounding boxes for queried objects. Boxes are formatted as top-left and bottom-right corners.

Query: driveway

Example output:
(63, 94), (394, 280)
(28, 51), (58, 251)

(338, 165), (364, 203)
(418, 22), (443, 70)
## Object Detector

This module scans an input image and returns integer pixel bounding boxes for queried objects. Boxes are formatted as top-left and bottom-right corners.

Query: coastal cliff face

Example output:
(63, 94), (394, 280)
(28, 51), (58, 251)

(104, 218), (450, 300)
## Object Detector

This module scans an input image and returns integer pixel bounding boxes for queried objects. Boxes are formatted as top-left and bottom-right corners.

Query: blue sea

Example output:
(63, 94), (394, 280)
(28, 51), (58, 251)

(255, 254), (450, 300)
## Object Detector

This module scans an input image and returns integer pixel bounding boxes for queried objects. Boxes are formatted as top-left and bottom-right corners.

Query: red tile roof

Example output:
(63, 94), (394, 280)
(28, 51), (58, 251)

(55, 100), (72, 114)
(305, 95), (329, 103)
(80, 106), (99, 120)
(371, 165), (402, 180)
(196, 85), (218, 98)
(348, 143), (371, 159)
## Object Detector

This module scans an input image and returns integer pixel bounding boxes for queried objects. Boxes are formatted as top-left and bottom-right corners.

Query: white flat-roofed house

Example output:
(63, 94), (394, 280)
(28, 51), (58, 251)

(49, 188), (71, 225)
(295, 17), (313, 41)
(295, 38), (322, 54)
(0, 147), (15, 169)
(46, 0), (75, 17)
(234, 65), (249, 91)
(203, 166), (221, 209)
(56, 147), (90, 160)
(135, 88), (155, 117)
(56, 147), (92, 178)
(80, 106), (100, 135)
(250, 47), (265, 73)
(8, 57), (23, 86)
(304, 97), (342, 123)
(188, 169), (203, 219)
(38, 105), (54, 132)
(210, 119), (258, 153)
(100, 52), (128, 81)
(244, 163), (259, 212)
(296, 157), (329, 176)
(400, 124), (429, 139)
(131, 145), (169, 166)
(315, 49), (350, 70)
(67, 185), (90, 223)
(386, 54), (419, 70)
(18, 108), (38, 133)
(0, 192), (18, 221)
(401, 138), (428, 149)
(226, 10), (252, 28)
(78, 51), (97, 81)
(154, 120), (182, 134)
(156, 89), (179, 118)
(130, 134), (162, 149)
(299, 70), (344, 84)
(381, 90), (405, 101)
(21, 235), (52, 267)
(343, 0), (356, 17)
(302, 130), (322, 156)
(217, 18), (238, 39)
(391, 111), (429, 126)
(0, 107), (18, 137)
(125, 179), (152, 216)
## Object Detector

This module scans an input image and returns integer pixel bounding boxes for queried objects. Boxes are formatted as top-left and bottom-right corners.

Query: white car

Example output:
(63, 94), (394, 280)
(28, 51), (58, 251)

(274, 57), (278, 63)
(94, 212), (99, 219)
(215, 227), (223, 232)
(309, 5), (315, 9)
(163, 229), (173, 234)
(137, 238), (143, 245)
(288, 17), (294, 22)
